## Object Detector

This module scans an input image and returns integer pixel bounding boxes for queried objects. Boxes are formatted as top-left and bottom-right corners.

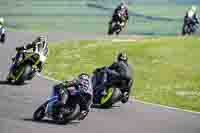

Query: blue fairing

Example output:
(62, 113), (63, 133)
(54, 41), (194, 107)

(47, 85), (61, 113)
(9, 52), (23, 72)
(47, 96), (59, 103)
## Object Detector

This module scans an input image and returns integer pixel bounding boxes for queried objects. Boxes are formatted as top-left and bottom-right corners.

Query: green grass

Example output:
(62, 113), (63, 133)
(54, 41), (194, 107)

(1, 0), (200, 35)
(43, 37), (200, 112)
(129, 4), (200, 18)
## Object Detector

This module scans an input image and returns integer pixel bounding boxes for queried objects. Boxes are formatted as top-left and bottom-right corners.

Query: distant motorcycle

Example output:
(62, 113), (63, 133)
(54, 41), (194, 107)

(108, 11), (128, 35)
(0, 26), (6, 43)
(91, 67), (133, 108)
(33, 86), (89, 124)
(108, 21), (126, 35)
(7, 49), (45, 84)
(182, 19), (199, 35)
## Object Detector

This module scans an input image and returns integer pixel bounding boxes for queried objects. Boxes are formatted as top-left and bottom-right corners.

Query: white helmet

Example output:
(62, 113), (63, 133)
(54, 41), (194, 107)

(191, 5), (197, 12)
(0, 17), (4, 25)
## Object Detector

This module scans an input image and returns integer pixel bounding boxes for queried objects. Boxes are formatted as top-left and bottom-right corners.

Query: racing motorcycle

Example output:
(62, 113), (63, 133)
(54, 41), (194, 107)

(33, 86), (91, 124)
(182, 19), (199, 35)
(0, 26), (6, 43)
(108, 11), (128, 35)
(7, 49), (45, 84)
(91, 67), (133, 108)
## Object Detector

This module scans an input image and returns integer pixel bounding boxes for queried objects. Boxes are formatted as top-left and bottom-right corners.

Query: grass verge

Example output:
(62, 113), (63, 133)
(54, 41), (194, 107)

(43, 36), (200, 112)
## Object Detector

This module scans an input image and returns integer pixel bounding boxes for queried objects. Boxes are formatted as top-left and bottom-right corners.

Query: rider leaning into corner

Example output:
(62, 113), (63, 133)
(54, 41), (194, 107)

(0, 17), (5, 30)
(7, 36), (48, 78)
(184, 5), (199, 29)
(94, 52), (133, 103)
(0, 17), (6, 41)
(110, 1), (129, 27)
(47, 73), (93, 120)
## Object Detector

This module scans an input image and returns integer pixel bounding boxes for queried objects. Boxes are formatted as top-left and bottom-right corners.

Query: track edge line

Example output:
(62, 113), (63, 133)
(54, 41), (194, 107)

(37, 73), (200, 114)
(131, 97), (200, 114)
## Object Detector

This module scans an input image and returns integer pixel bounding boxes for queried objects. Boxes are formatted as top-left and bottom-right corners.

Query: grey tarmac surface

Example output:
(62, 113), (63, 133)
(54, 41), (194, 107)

(0, 31), (200, 133)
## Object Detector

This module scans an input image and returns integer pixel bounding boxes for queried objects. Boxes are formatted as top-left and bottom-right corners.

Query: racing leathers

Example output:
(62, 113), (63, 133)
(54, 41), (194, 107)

(110, 4), (129, 27)
(184, 9), (199, 31)
(0, 24), (5, 38)
(94, 61), (133, 103)
(0, 17), (5, 36)
(9, 38), (48, 75)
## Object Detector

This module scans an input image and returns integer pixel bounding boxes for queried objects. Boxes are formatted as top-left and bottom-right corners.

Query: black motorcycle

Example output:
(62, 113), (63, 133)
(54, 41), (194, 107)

(182, 19), (199, 35)
(91, 67), (133, 108)
(108, 12), (127, 35)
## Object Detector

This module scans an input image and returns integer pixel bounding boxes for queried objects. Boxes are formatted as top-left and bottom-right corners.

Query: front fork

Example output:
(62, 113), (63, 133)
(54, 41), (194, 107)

(7, 52), (24, 80)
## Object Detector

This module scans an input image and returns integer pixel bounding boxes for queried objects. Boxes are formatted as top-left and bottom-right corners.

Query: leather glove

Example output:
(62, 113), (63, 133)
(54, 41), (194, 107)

(16, 46), (24, 51)
(78, 111), (88, 120)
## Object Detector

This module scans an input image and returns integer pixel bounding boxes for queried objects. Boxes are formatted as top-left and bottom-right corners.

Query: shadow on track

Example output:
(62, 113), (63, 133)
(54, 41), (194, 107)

(0, 80), (10, 85)
(91, 104), (120, 109)
(22, 118), (80, 126)
(0, 80), (28, 86)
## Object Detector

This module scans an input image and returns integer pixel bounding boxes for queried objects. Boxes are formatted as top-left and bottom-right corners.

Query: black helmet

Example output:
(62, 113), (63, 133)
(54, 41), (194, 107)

(36, 36), (48, 49)
(36, 36), (46, 42)
(117, 52), (128, 62)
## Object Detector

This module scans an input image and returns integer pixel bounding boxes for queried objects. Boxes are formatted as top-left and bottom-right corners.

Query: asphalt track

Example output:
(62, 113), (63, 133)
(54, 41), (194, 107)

(0, 31), (200, 133)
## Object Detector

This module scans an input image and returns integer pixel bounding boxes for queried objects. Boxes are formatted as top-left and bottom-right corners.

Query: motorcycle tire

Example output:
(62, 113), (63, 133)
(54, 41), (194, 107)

(33, 104), (46, 121)
(56, 103), (80, 124)
(101, 88), (122, 108)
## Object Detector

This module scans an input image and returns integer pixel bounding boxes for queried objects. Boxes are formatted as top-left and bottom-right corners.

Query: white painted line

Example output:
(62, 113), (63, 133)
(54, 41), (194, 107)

(112, 39), (137, 42)
(36, 73), (61, 83)
(37, 73), (200, 114)
(131, 97), (200, 114)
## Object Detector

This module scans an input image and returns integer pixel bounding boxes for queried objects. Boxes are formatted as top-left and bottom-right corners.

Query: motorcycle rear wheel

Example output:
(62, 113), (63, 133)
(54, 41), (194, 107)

(100, 88), (122, 108)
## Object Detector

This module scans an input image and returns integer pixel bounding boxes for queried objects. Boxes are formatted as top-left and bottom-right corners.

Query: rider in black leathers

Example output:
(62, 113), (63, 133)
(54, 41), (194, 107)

(183, 6), (199, 34)
(112, 2), (129, 23)
(109, 2), (129, 31)
(94, 52), (133, 103)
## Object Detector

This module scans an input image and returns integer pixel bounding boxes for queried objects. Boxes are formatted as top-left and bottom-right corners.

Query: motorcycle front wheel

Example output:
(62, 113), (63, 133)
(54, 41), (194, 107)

(33, 103), (47, 121)
(55, 103), (80, 124)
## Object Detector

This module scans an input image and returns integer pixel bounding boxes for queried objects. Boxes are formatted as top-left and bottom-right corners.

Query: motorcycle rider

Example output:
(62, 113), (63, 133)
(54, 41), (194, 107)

(0, 17), (5, 28)
(110, 2), (129, 28)
(0, 17), (6, 42)
(8, 36), (48, 78)
(94, 52), (133, 103)
(184, 6), (199, 32)
(47, 73), (93, 120)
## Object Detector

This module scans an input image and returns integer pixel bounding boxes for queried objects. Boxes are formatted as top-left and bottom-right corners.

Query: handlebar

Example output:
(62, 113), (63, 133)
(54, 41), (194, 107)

(16, 49), (37, 55)
(16, 49), (27, 52)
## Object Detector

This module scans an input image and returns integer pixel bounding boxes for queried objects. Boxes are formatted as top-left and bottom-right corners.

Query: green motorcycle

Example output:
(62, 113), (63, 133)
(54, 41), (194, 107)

(91, 67), (133, 108)
(7, 50), (44, 84)
(97, 87), (122, 108)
